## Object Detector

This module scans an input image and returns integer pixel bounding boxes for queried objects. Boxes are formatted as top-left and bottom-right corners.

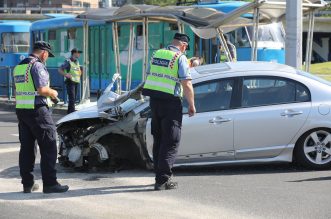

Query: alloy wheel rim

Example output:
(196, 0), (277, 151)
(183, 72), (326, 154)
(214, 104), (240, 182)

(303, 130), (331, 165)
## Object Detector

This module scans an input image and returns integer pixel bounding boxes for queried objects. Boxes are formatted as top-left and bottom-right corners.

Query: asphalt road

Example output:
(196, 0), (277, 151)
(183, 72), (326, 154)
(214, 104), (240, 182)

(0, 109), (331, 219)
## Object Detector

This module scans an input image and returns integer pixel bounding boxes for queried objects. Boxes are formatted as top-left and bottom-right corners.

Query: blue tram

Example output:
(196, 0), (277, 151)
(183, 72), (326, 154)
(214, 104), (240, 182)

(197, 1), (286, 64)
(0, 20), (31, 98)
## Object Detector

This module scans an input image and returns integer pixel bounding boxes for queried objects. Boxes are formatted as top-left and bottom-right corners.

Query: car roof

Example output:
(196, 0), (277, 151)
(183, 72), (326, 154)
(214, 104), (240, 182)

(192, 61), (298, 79)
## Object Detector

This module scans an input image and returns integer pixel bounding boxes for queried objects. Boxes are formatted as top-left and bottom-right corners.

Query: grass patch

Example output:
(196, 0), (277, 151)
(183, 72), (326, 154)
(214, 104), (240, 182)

(308, 62), (331, 75)
(305, 62), (331, 81)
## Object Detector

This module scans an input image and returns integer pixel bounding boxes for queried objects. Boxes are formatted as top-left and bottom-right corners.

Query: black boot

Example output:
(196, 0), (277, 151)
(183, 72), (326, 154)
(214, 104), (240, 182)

(154, 180), (178, 191)
(23, 183), (39, 193)
(43, 183), (69, 193)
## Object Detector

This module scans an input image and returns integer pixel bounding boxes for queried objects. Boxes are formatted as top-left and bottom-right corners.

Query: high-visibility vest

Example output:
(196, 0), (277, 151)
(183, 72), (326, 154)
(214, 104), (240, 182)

(14, 58), (51, 109)
(143, 49), (182, 97)
(65, 59), (81, 83)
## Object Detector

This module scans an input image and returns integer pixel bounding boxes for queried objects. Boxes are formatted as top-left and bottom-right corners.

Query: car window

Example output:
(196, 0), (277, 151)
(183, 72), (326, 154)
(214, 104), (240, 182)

(242, 77), (310, 107)
(183, 79), (234, 113)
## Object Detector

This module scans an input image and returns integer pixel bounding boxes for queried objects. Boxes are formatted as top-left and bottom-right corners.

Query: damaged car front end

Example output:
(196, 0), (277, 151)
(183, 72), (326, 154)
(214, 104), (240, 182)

(56, 74), (153, 171)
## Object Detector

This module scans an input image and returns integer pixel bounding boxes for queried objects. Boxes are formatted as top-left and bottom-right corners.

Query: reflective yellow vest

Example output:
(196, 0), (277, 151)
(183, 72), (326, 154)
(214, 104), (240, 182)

(143, 49), (182, 97)
(14, 59), (51, 109)
(65, 59), (81, 83)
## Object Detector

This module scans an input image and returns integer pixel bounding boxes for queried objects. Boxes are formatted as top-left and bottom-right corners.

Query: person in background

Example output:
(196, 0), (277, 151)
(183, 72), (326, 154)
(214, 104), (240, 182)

(58, 48), (83, 114)
(189, 56), (203, 67)
(217, 35), (237, 62)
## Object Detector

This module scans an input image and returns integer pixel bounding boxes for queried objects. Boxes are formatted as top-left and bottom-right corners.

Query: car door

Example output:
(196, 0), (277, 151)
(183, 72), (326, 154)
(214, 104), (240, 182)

(233, 76), (311, 159)
(176, 78), (235, 163)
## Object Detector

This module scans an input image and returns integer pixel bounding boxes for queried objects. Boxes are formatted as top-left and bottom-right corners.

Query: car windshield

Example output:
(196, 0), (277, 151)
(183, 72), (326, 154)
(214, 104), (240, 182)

(298, 70), (331, 87)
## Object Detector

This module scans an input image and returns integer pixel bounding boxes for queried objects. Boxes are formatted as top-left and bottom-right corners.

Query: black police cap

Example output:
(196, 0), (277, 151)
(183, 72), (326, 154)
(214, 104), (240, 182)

(71, 48), (83, 54)
(33, 41), (55, 57)
(173, 33), (190, 50)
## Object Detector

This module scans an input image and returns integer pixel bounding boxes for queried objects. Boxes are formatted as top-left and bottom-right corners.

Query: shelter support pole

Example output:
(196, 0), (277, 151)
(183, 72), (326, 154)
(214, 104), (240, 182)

(142, 17), (149, 81)
(8, 67), (12, 101)
(81, 20), (90, 103)
(126, 23), (135, 90)
(305, 10), (315, 72)
(251, 7), (259, 61)
(112, 22), (121, 94)
(285, 0), (302, 69)
(216, 28), (233, 62)
(177, 21), (183, 33)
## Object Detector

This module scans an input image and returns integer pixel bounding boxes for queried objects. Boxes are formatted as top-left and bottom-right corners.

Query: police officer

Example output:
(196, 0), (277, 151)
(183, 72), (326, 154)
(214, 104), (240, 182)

(217, 35), (237, 62)
(14, 41), (69, 193)
(58, 48), (83, 114)
(142, 33), (196, 190)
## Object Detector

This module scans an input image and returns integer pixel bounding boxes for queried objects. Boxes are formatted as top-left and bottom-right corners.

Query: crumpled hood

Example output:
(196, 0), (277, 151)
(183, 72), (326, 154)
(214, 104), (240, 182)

(56, 82), (145, 126)
(56, 103), (99, 125)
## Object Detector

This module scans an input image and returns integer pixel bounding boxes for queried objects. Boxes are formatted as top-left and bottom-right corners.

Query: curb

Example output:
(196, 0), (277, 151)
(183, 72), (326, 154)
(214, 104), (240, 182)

(0, 100), (68, 115)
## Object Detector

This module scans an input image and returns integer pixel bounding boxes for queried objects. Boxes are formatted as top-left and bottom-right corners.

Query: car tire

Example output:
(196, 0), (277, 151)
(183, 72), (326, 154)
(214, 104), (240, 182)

(294, 128), (331, 170)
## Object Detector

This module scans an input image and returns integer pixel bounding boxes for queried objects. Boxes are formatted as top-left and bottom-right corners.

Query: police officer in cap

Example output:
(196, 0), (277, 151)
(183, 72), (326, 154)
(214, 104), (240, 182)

(14, 41), (69, 193)
(143, 33), (196, 190)
(58, 48), (83, 114)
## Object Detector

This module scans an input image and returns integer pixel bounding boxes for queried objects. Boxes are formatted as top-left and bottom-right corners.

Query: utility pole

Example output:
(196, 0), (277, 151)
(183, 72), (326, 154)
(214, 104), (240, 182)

(285, 0), (302, 69)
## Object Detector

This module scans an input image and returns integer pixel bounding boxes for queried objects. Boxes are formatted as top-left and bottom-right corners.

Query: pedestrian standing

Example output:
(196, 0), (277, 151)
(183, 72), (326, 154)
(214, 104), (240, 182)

(14, 41), (69, 193)
(142, 33), (196, 190)
(216, 35), (237, 62)
(58, 48), (83, 114)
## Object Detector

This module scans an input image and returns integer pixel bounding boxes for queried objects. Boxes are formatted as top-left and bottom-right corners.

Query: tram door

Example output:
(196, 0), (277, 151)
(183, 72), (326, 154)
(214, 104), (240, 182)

(89, 25), (112, 92)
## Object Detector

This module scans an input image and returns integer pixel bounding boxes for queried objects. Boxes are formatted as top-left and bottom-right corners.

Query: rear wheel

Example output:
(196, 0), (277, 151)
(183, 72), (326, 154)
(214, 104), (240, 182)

(295, 128), (331, 170)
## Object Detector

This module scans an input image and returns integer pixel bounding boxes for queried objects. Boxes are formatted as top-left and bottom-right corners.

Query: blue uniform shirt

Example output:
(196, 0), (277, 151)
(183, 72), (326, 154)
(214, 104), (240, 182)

(29, 55), (50, 106)
(147, 45), (192, 97)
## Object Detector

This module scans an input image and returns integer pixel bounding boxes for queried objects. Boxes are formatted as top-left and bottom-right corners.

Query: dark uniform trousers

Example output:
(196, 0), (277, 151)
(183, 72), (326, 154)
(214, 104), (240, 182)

(16, 106), (57, 187)
(65, 79), (79, 114)
(150, 98), (182, 184)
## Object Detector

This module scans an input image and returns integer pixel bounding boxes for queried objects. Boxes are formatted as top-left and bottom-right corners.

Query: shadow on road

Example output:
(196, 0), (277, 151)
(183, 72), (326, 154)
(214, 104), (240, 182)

(0, 164), (152, 180)
(287, 176), (331, 182)
(0, 184), (155, 201)
(0, 112), (18, 123)
(173, 163), (324, 176)
(1, 163), (327, 181)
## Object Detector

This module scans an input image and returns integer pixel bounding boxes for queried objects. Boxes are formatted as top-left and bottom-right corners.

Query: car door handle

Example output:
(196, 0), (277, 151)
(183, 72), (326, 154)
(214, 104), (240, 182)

(209, 116), (232, 124)
(280, 109), (303, 117)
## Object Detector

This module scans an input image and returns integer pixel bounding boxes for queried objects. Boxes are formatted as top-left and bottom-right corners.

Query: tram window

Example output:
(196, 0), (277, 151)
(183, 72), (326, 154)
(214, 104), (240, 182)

(83, 2), (91, 8)
(73, 1), (82, 7)
(232, 27), (250, 48)
(32, 32), (39, 42)
(169, 23), (178, 31)
(1, 32), (29, 53)
(48, 30), (56, 40)
(67, 28), (76, 39)
(117, 26), (121, 37)
(137, 25), (143, 36)
(136, 25), (143, 50)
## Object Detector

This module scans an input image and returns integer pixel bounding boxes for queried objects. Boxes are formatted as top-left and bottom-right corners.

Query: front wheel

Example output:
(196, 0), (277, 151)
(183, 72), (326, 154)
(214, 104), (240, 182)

(294, 128), (331, 170)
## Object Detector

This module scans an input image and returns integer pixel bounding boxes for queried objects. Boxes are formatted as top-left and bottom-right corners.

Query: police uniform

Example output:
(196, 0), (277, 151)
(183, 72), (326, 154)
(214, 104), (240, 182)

(217, 39), (237, 62)
(14, 41), (68, 193)
(60, 48), (82, 114)
(142, 33), (192, 189)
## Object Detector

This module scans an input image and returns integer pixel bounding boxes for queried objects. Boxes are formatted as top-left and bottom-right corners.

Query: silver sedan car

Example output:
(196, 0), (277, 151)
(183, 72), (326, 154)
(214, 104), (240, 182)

(57, 61), (331, 170)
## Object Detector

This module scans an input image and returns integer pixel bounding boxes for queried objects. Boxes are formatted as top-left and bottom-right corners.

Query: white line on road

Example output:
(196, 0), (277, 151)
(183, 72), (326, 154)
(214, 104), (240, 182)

(0, 147), (20, 154)
(11, 134), (19, 137)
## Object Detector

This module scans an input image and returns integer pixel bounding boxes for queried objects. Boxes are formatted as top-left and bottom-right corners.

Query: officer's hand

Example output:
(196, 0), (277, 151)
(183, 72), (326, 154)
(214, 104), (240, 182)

(188, 105), (196, 117)
(50, 90), (58, 99)
(65, 73), (72, 79)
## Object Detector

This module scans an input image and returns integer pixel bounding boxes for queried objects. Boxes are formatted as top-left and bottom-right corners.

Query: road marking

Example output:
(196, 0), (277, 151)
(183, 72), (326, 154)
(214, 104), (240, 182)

(11, 134), (19, 137)
(0, 147), (20, 154)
